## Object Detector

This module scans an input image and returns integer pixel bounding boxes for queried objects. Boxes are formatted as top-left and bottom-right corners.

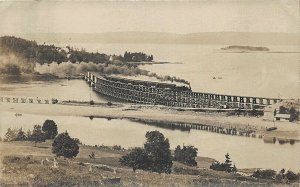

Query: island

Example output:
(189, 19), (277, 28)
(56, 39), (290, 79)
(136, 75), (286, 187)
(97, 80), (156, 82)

(221, 45), (270, 52)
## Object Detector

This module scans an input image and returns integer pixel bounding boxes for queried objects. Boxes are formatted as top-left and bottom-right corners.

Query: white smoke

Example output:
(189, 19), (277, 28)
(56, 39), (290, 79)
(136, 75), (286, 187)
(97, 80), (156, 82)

(34, 61), (190, 85)
(34, 61), (148, 77)
(0, 53), (35, 75)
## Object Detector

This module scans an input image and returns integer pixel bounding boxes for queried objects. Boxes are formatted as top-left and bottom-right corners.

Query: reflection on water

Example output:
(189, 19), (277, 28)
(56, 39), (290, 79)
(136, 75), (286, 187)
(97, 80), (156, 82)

(0, 79), (107, 102)
(1, 112), (299, 172)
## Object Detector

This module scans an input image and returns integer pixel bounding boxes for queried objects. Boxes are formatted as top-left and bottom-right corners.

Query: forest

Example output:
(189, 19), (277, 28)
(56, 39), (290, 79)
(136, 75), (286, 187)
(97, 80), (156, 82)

(0, 36), (154, 65)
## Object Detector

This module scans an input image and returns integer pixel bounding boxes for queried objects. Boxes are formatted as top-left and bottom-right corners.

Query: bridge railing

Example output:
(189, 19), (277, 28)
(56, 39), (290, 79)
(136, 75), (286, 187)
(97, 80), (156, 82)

(0, 95), (57, 105)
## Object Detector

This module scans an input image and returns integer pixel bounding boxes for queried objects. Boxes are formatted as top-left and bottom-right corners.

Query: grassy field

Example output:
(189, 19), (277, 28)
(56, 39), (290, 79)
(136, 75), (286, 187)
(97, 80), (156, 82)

(0, 141), (299, 186)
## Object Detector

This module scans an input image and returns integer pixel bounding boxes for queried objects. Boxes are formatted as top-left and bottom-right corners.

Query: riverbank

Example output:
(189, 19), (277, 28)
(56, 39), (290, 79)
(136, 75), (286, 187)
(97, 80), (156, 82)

(1, 141), (297, 186)
(0, 101), (299, 141)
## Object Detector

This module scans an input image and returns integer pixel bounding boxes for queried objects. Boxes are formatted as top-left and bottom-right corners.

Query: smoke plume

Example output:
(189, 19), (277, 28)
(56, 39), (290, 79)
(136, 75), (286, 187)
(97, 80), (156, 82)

(0, 53), (35, 75)
(35, 61), (190, 85)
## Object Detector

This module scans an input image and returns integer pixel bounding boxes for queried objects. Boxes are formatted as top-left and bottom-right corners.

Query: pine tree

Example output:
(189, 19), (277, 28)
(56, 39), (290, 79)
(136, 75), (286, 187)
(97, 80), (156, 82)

(144, 131), (173, 174)
(232, 164), (237, 173)
(4, 128), (17, 142)
(15, 128), (27, 141)
(52, 131), (79, 158)
(224, 153), (233, 172)
(31, 125), (45, 147)
(42, 119), (58, 139)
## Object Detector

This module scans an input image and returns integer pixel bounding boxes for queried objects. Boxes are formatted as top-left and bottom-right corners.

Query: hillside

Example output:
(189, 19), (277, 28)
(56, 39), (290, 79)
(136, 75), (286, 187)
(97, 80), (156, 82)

(11, 32), (300, 45)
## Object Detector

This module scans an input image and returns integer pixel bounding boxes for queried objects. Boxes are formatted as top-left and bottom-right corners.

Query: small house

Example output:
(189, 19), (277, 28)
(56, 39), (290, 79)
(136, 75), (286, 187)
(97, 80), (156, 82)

(274, 114), (290, 122)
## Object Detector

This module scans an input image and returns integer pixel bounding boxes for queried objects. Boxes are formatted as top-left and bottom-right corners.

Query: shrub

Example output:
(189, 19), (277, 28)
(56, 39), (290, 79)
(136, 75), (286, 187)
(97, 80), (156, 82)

(120, 147), (149, 172)
(4, 128), (18, 141)
(42, 120), (58, 139)
(209, 153), (236, 173)
(144, 131), (173, 174)
(52, 132), (79, 158)
(119, 130), (173, 174)
(289, 107), (299, 122)
(15, 128), (27, 141)
(252, 169), (276, 179)
(112, 145), (122, 151)
(174, 145), (198, 166)
(30, 125), (46, 146)
(285, 170), (299, 181)
(107, 102), (113, 106)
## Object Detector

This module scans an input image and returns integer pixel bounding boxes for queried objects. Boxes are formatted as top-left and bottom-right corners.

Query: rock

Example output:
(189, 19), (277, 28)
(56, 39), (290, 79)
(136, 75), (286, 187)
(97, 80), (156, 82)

(28, 174), (35, 179)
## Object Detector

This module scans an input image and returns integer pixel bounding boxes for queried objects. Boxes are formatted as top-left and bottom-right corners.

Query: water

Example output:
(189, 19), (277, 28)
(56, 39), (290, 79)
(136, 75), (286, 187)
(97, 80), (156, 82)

(1, 43), (299, 172)
(0, 79), (107, 102)
(56, 43), (299, 99)
(1, 111), (299, 172)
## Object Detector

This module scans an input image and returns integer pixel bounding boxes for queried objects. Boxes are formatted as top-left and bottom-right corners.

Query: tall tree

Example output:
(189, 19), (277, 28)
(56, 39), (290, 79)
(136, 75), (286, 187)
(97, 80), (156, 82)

(174, 145), (198, 166)
(31, 125), (45, 147)
(144, 131), (173, 174)
(119, 147), (150, 172)
(52, 131), (79, 158)
(4, 128), (17, 142)
(223, 153), (233, 172)
(15, 128), (27, 141)
(42, 119), (58, 139)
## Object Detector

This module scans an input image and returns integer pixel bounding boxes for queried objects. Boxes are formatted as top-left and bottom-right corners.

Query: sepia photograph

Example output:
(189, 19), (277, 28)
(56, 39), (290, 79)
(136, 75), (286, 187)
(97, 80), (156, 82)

(0, 0), (299, 186)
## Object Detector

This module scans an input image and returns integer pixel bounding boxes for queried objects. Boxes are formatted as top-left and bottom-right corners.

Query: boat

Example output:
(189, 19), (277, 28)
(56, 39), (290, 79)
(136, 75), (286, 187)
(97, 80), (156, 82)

(15, 113), (22, 117)
(266, 127), (277, 131)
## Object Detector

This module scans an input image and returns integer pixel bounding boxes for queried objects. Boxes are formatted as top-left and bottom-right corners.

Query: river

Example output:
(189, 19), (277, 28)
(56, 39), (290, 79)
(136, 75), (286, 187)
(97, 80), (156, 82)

(0, 79), (299, 172)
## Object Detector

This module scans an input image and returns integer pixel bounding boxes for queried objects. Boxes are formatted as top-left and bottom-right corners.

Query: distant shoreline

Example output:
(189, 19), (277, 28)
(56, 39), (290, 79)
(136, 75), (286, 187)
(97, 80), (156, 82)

(219, 45), (300, 53)
(128, 61), (182, 65)
(216, 51), (300, 54)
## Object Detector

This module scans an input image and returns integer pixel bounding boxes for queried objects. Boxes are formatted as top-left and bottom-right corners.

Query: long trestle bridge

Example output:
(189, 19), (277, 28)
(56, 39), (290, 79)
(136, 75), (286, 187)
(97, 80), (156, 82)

(85, 72), (282, 110)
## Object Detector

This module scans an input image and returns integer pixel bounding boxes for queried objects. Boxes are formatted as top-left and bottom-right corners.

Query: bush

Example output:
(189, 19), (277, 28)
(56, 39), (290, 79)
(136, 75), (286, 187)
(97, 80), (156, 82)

(30, 125), (46, 146)
(174, 145), (198, 166)
(289, 107), (299, 122)
(112, 145), (122, 151)
(15, 128), (27, 141)
(144, 131), (173, 174)
(4, 128), (18, 141)
(252, 169), (276, 179)
(120, 147), (149, 172)
(285, 170), (299, 181)
(209, 153), (236, 173)
(107, 102), (113, 106)
(275, 169), (300, 182)
(42, 120), (58, 139)
(52, 132), (79, 158)
(120, 130), (173, 174)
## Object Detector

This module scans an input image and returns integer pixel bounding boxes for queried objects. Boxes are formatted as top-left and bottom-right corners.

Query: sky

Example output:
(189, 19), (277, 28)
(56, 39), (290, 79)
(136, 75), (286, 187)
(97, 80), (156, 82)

(0, 0), (299, 34)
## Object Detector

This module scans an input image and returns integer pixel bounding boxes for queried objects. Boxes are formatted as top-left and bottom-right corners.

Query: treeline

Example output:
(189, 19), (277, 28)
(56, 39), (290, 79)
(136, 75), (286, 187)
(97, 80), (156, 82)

(123, 51), (153, 62)
(0, 36), (154, 65)
(3, 120), (59, 146)
(119, 130), (198, 173)
(66, 46), (112, 64)
(0, 36), (67, 64)
(3, 119), (80, 158)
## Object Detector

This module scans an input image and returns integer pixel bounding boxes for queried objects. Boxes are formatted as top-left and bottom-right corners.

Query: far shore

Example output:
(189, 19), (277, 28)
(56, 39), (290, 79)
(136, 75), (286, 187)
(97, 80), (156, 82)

(1, 101), (299, 141)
